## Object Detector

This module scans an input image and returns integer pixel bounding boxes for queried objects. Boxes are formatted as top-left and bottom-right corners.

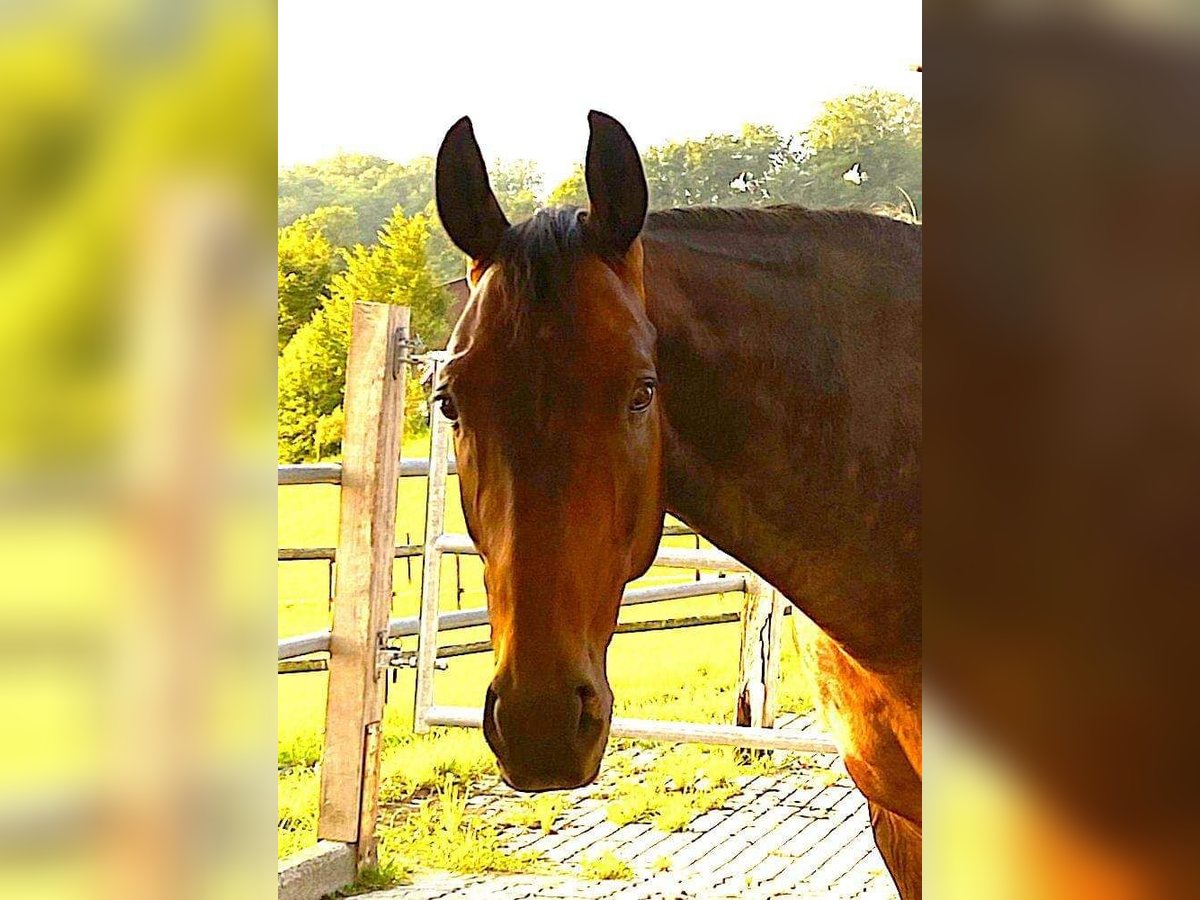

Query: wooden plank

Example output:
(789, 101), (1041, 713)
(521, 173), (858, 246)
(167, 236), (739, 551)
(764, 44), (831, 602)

(736, 575), (771, 732)
(762, 586), (786, 729)
(317, 303), (409, 848)
(356, 722), (383, 868)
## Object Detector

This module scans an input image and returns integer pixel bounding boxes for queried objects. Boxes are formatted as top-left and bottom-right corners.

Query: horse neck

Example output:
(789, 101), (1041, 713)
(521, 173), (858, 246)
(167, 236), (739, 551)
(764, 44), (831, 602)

(641, 214), (921, 667)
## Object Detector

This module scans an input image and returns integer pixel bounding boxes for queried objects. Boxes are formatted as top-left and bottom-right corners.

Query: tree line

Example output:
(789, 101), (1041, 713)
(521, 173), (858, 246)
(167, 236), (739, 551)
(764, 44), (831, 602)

(278, 90), (921, 463)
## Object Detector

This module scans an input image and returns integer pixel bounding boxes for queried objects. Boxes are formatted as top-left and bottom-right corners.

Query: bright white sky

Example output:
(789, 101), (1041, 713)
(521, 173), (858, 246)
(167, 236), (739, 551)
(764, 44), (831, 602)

(279, 0), (921, 195)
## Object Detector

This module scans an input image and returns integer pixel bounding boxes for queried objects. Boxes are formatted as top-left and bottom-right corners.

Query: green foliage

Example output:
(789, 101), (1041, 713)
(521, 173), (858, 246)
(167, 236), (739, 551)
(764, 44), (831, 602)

(643, 123), (789, 209)
(278, 153), (437, 244)
(277, 218), (337, 350)
(277, 296), (350, 463)
(542, 92), (921, 219)
(639, 92), (921, 217)
(376, 729), (496, 806)
(403, 366), (431, 438)
(792, 89), (923, 216)
(603, 744), (769, 833)
(277, 764), (320, 858)
(277, 207), (448, 462)
(546, 164), (586, 208)
(486, 157), (543, 221)
(329, 207), (450, 346)
(279, 154), (549, 283)
(295, 204), (360, 248)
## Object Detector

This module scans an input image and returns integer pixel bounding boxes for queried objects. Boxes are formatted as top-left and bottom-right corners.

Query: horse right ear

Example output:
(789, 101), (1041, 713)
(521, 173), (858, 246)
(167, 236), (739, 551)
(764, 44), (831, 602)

(584, 110), (648, 255)
(436, 116), (510, 263)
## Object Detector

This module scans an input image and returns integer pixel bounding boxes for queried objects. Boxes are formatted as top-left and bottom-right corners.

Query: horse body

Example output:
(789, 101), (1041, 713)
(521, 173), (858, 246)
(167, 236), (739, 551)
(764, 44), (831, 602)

(434, 112), (922, 897)
(642, 210), (922, 896)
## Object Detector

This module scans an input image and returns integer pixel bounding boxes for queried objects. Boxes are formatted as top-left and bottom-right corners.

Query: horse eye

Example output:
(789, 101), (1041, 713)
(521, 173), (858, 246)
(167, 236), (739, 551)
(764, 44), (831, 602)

(629, 381), (655, 412)
(438, 395), (459, 422)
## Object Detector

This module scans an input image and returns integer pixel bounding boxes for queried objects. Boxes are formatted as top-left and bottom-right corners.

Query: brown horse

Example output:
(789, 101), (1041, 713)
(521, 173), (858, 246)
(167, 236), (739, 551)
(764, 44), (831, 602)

(433, 112), (922, 898)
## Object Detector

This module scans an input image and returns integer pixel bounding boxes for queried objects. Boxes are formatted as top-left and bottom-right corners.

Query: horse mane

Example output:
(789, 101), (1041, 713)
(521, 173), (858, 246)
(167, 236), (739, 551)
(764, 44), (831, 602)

(484, 204), (917, 323)
(646, 204), (918, 235)
(491, 207), (588, 307)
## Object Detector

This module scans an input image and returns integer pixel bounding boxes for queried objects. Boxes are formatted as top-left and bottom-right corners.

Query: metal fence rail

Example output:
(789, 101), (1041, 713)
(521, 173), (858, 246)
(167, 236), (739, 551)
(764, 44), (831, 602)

(422, 707), (838, 755)
(278, 573), (746, 660)
(278, 457), (458, 485)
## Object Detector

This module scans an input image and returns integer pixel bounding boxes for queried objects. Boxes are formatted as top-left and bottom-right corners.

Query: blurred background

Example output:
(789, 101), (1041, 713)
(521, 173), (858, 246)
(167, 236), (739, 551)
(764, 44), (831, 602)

(3, 0), (1200, 896)
(0, 0), (276, 898)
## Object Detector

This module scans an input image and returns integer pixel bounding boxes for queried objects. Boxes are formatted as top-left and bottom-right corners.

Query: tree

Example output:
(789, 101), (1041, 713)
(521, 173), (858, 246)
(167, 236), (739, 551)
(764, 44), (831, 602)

(280, 153), (552, 283)
(294, 204), (360, 248)
(277, 297), (351, 462)
(546, 164), (587, 208)
(783, 90), (922, 217)
(541, 95), (922, 218)
(277, 219), (337, 350)
(487, 158), (543, 221)
(278, 153), (437, 244)
(277, 206), (450, 461)
(642, 124), (789, 210)
(329, 207), (450, 348)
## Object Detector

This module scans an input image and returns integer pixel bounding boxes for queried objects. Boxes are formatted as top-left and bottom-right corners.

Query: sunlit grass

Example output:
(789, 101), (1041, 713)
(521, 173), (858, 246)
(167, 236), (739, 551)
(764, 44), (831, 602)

(603, 743), (768, 833)
(277, 764), (319, 859)
(580, 852), (634, 881)
(498, 793), (571, 835)
(378, 777), (548, 876)
(331, 863), (411, 896)
(377, 729), (496, 805)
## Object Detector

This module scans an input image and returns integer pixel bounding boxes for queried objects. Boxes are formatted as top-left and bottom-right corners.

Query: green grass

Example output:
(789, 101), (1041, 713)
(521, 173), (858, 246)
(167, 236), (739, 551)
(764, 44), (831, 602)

(332, 863), (411, 896)
(580, 852), (635, 881)
(498, 793), (570, 835)
(378, 776), (547, 876)
(603, 744), (766, 833)
(278, 436), (815, 875)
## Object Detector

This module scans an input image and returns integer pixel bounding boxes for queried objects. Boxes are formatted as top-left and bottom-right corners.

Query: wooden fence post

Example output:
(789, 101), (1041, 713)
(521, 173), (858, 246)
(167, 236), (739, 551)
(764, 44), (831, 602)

(317, 303), (409, 869)
(736, 574), (785, 757)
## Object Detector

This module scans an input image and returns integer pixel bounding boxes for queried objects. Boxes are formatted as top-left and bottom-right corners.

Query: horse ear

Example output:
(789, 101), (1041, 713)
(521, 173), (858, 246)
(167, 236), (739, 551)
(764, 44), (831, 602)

(584, 110), (648, 255)
(436, 116), (510, 262)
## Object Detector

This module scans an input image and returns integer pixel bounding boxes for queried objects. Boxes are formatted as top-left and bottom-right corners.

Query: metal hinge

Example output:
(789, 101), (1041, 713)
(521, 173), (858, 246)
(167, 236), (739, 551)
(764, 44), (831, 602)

(375, 635), (447, 677)
(392, 331), (426, 378)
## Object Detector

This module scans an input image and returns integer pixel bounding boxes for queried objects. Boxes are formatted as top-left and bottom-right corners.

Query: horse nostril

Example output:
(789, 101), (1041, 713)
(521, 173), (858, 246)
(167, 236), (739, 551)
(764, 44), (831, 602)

(575, 684), (603, 740)
(483, 685), (504, 754)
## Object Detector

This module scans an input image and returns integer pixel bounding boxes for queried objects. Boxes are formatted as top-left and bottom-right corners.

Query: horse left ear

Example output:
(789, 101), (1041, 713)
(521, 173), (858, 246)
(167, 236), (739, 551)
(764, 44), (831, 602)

(436, 116), (510, 263)
(584, 110), (648, 255)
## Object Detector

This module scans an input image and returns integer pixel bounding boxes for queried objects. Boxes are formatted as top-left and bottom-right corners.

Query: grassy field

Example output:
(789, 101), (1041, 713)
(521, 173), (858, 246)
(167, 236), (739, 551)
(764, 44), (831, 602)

(278, 434), (815, 885)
